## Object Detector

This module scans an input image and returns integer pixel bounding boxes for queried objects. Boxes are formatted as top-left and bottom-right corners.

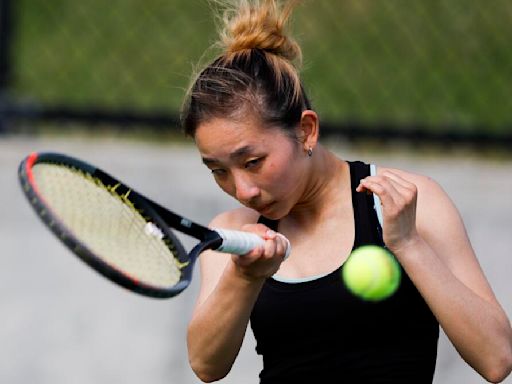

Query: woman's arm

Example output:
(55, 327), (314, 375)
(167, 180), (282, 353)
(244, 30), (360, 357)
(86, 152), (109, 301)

(358, 168), (512, 383)
(187, 208), (287, 382)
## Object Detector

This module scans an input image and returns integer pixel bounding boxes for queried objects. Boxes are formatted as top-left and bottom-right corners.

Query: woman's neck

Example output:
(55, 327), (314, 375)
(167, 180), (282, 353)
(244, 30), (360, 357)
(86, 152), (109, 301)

(287, 145), (350, 226)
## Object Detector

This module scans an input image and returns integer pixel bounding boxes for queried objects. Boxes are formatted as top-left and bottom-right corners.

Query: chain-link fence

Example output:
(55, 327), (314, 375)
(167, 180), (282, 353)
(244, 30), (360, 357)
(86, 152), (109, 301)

(1, 0), (511, 145)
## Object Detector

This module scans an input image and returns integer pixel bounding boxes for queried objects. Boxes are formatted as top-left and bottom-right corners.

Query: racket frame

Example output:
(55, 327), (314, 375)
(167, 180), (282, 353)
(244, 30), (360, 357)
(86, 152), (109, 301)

(19, 152), (224, 298)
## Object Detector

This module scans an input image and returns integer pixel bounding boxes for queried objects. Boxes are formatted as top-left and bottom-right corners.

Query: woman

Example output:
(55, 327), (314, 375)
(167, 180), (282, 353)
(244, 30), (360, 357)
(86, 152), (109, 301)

(181, 1), (512, 383)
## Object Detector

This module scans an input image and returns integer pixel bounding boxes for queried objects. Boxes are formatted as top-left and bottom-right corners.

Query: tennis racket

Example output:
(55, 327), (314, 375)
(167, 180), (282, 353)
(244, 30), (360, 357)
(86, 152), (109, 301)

(18, 152), (290, 299)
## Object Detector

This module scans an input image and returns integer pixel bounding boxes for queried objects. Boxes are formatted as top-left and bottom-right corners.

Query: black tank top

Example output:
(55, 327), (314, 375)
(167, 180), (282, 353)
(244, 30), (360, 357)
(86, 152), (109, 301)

(251, 161), (439, 384)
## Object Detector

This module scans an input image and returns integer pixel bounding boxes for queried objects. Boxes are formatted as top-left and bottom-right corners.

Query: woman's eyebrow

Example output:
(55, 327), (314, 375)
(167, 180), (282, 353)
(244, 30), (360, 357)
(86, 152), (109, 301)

(201, 145), (256, 165)
(201, 157), (217, 166)
(230, 145), (255, 160)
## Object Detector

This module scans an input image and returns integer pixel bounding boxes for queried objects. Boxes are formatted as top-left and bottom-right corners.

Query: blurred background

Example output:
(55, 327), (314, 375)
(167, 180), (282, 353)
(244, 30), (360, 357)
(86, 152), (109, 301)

(0, 0), (511, 383)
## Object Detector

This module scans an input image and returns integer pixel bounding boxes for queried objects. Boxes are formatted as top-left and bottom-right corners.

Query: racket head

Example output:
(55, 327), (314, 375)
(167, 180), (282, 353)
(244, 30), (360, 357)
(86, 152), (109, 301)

(18, 152), (197, 298)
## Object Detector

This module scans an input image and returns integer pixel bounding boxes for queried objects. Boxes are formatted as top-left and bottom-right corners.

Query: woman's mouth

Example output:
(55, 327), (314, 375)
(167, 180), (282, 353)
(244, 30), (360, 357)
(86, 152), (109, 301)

(253, 201), (274, 213)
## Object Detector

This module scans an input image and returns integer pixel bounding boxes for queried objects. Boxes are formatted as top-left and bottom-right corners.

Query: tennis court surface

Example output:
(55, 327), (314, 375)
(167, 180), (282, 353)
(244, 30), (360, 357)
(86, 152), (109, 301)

(1, 135), (510, 384)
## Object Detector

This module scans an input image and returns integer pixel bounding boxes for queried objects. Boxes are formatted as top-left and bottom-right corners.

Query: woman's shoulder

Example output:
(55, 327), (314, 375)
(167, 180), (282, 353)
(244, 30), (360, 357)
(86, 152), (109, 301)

(375, 164), (459, 233)
(374, 164), (452, 217)
(209, 206), (260, 230)
(375, 165), (439, 192)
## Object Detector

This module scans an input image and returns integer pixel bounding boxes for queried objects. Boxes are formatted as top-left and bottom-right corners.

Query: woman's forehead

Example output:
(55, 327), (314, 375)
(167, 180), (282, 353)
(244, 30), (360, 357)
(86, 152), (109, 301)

(197, 116), (285, 143)
(195, 118), (292, 159)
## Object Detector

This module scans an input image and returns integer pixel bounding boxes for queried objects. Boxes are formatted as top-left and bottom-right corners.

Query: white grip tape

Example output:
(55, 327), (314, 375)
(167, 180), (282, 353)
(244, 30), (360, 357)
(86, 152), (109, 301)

(214, 229), (291, 260)
(215, 229), (264, 255)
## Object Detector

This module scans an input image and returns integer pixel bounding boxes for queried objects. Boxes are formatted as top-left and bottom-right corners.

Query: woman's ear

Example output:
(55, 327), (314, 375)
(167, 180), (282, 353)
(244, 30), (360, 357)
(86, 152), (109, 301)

(296, 110), (319, 152)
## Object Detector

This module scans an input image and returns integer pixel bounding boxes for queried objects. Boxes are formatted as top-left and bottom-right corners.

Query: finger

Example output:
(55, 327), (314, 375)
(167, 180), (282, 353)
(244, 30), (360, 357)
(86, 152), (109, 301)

(357, 175), (389, 194)
(380, 173), (418, 207)
(358, 177), (400, 208)
(241, 223), (271, 238)
(254, 233), (289, 263)
(233, 244), (264, 266)
(358, 170), (414, 193)
(381, 171), (417, 193)
(263, 229), (277, 240)
(356, 180), (370, 193)
(361, 174), (413, 203)
(262, 237), (277, 260)
(380, 177), (411, 202)
(276, 233), (291, 260)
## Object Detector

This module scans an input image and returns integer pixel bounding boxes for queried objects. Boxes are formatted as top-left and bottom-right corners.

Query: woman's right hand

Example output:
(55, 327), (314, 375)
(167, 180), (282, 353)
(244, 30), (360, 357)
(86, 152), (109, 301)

(188, 218), (289, 382)
(230, 223), (289, 281)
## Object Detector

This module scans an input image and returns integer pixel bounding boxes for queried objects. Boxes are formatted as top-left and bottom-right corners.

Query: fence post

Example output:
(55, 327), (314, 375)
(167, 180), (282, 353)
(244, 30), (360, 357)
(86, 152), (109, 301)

(0, 0), (13, 132)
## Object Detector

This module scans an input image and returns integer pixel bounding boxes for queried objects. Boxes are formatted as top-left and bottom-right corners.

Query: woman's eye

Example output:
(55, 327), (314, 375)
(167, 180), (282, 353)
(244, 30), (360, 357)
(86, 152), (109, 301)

(211, 168), (226, 176)
(245, 158), (262, 169)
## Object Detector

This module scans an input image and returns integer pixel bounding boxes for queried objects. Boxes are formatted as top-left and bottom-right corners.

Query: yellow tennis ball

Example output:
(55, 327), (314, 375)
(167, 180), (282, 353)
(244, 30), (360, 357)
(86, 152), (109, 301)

(342, 245), (401, 301)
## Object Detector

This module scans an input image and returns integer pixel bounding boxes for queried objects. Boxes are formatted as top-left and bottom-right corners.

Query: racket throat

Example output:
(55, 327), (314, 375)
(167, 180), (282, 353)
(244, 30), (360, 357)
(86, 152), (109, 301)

(201, 231), (224, 251)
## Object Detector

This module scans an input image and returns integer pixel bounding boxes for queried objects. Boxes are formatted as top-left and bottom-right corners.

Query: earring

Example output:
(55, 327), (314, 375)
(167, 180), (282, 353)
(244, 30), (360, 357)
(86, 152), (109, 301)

(307, 147), (313, 157)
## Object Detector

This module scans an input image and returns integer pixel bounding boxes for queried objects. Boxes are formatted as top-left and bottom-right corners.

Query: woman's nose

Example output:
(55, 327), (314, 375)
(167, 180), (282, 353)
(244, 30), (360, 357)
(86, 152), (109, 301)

(233, 173), (260, 203)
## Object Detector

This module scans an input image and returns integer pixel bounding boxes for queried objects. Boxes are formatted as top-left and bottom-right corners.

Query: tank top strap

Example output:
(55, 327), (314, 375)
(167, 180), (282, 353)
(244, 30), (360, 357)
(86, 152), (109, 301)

(257, 161), (384, 247)
(348, 161), (385, 248)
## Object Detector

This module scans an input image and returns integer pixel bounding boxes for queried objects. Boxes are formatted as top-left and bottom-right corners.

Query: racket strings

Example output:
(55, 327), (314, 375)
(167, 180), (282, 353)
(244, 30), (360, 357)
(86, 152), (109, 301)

(31, 164), (182, 288)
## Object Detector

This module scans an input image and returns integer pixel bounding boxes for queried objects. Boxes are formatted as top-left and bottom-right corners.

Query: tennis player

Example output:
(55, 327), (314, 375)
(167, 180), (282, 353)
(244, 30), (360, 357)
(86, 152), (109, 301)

(182, 1), (512, 383)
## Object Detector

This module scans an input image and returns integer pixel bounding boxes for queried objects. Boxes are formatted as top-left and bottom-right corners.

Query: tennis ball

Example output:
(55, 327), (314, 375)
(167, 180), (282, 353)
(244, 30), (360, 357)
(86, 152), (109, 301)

(342, 245), (401, 301)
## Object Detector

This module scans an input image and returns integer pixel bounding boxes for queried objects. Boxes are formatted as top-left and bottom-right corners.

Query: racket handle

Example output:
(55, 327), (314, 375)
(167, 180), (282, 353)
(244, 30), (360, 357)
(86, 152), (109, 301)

(214, 229), (291, 260)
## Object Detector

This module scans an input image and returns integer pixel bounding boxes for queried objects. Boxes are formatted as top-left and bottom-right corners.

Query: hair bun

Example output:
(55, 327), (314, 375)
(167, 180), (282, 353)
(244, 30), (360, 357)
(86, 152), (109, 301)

(219, 0), (301, 63)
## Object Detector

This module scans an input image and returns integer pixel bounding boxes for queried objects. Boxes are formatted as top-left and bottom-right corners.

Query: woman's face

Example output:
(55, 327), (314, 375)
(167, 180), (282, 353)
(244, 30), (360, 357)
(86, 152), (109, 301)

(194, 115), (309, 219)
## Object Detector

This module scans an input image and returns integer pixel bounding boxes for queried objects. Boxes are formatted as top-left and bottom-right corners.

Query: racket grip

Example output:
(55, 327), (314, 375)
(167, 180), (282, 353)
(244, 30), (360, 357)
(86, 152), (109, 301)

(215, 229), (291, 260)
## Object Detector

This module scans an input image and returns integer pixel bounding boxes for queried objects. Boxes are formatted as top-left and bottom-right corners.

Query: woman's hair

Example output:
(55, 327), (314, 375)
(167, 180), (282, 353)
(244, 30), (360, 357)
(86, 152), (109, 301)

(181, 0), (311, 138)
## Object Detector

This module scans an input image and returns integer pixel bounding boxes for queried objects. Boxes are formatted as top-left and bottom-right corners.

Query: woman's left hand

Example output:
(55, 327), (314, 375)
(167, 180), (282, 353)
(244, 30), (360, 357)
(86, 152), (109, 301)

(358, 168), (512, 382)
(356, 169), (420, 253)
